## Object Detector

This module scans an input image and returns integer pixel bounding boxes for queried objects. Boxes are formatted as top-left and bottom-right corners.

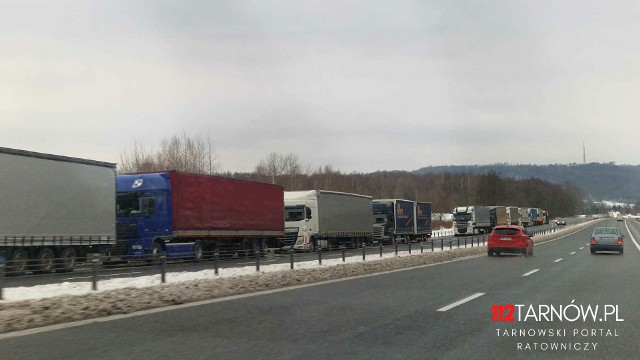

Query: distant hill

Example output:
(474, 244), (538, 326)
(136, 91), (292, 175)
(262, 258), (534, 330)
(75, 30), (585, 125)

(414, 163), (640, 203)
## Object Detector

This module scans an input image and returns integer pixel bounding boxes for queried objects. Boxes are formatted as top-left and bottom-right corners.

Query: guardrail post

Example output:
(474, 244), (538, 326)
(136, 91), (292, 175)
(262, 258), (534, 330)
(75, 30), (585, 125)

(440, 238), (443, 250)
(464, 238), (467, 248)
(91, 253), (100, 291)
(379, 241), (383, 258)
(341, 245), (346, 262)
(394, 241), (398, 256)
(318, 245), (322, 265)
(421, 242), (424, 253)
(214, 249), (219, 276)
(160, 253), (167, 283)
(362, 243), (366, 260)
(457, 237), (460, 248)
(449, 240), (452, 250)
(408, 241), (412, 254)
(290, 246), (295, 269)
(0, 257), (5, 300)
(255, 249), (260, 272)
(431, 240), (434, 252)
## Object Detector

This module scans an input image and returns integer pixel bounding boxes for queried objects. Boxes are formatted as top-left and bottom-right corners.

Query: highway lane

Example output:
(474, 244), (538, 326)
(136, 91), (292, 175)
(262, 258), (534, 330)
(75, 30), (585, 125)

(2, 219), (636, 359)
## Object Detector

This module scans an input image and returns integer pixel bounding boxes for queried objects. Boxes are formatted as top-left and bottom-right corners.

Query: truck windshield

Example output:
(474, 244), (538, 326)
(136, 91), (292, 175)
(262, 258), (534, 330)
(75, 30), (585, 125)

(117, 192), (142, 217)
(372, 203), (388, 215)
(453, 214), (472, 222)
(285, 206), (305, 222)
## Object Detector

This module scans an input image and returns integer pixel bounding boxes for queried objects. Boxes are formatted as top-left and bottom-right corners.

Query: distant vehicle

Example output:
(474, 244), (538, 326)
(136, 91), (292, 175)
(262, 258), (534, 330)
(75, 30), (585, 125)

(453, 206), (491, 235)
(555, 219), (567, 226)
(487, 225), (533, 257)
(372, 199), (416, 244)
(506, 206), (521, 226)
(616, 214), (624, 222)
(518, 207), (530, 227)
(590, 227), (624, 254)
(285, 190), (373, 250)
(489, 206), (509, 229)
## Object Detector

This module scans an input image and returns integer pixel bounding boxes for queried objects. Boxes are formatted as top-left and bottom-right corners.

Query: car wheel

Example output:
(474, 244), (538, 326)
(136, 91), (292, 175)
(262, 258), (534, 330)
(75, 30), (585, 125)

(590, 249), (595, 255)
(619, 249), (623, 255)
(488, 250), (493, 257)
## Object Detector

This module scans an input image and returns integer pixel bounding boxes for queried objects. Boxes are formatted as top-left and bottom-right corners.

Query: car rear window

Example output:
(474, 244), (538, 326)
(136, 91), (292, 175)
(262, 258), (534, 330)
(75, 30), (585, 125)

(493, 228), (520, 235)
(594, 228), (619, 235)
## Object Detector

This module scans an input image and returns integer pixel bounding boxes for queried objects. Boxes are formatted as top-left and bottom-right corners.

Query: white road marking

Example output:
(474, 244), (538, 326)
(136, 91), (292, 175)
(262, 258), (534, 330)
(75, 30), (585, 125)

(522, 269), (539, 277)
(437, 293), (485, 312)
(554, 258), (563, 263)
(579, 247), (584, 250)
(623, 221), (640, 252)
(570, 252), (576, 255)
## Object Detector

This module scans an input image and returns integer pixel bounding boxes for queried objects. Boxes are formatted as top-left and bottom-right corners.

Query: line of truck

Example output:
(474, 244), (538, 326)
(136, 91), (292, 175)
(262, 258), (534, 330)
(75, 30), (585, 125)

(452, 205), (549, 236)
(0, 148), (433, 275)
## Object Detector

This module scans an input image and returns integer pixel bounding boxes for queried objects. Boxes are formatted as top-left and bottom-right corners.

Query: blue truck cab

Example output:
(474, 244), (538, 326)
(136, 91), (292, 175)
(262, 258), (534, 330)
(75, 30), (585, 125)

(115, 173), (189, 259)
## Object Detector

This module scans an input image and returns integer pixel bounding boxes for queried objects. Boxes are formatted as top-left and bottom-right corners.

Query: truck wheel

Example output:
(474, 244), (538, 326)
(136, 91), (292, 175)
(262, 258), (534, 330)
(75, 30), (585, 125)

(8, 248), (29, 276)
(193, 240), (205, 261)
(149, 241), (164, 263)
(34, 248), (55, 274)
(56, 247), (77, 273)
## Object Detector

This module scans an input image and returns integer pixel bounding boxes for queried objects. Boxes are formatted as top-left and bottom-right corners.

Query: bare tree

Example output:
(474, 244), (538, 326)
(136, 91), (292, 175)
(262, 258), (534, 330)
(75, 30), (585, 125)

(254, 152), (304, 189)
(119, 133), (221, 174)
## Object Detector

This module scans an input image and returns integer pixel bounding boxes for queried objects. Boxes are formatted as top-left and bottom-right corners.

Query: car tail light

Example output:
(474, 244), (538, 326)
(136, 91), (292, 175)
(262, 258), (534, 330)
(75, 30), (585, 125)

(590, 237), (596, 244)
(617, 238), (623, 245)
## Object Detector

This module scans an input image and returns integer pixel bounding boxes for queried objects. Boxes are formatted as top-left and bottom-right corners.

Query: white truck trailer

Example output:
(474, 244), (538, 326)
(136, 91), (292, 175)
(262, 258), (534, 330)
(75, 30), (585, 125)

(0, 147), (116, 275)
(507, 206), (521, 226)
(283, 190), (373, 250)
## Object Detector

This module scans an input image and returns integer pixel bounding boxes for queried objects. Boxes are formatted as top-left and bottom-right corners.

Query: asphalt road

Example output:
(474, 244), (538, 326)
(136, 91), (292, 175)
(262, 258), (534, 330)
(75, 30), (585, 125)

(2, 219), (636, 359)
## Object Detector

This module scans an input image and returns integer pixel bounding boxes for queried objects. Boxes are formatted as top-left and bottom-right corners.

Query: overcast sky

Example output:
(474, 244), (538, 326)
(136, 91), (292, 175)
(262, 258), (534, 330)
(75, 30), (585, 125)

(2, 1), (640, 173)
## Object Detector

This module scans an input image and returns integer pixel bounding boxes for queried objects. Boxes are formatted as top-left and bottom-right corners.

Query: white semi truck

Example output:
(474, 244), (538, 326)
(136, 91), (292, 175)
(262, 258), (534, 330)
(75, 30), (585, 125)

(283, 190), (373, 250)
(452, 205), (491, 236)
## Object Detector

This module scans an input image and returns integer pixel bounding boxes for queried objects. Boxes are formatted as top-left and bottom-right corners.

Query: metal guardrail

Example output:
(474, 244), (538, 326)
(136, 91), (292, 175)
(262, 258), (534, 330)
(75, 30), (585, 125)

(0, 221), (592, 296)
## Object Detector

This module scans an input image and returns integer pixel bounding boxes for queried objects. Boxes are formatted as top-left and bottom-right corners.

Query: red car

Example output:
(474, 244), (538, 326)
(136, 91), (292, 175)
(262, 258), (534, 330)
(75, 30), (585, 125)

(488, 225), (533, 256)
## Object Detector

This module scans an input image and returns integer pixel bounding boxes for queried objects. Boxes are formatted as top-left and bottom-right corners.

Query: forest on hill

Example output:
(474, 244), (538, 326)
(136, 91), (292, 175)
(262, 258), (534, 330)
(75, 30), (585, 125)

(415, 163), (640, 203)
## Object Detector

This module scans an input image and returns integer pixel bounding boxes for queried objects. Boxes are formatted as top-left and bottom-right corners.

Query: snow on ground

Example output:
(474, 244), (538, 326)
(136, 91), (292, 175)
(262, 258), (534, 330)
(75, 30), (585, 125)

(3, 240), (472, 302)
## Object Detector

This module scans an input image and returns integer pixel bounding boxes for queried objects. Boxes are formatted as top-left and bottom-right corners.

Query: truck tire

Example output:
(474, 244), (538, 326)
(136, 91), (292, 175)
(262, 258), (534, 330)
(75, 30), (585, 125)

(193, 240), (205, 261)
(149, 241), (164, 263)
(56, 247), (77, 273)
(8, 248), (29, 276)
(34, 247), (55, 274)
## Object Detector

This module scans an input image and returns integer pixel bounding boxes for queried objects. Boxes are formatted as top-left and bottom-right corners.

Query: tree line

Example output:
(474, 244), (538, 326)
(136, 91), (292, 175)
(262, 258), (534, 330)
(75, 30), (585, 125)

(120, 136), (583, 217)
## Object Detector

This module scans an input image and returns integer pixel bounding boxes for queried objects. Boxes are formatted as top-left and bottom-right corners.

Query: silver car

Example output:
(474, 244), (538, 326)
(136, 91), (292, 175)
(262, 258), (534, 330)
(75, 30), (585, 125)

(590, 227), (624, 254)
